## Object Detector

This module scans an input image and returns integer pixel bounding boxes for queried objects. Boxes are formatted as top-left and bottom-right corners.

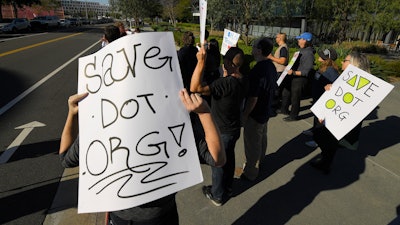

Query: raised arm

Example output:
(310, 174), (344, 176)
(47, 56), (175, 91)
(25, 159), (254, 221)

(179, 89), (225, 167)
(59, 92), (88, 155)
(190, 46), (211, 95)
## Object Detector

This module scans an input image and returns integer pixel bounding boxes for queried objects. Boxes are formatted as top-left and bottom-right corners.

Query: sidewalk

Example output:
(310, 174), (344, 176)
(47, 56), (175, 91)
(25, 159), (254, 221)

(45, 82), (400, 225)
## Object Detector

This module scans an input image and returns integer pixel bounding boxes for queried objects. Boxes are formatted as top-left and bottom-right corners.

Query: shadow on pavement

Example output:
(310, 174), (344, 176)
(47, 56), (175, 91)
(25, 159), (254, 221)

(231, 113), (400, 225)
(231, 133), (316, 198)
(0, 177), (78, 224)
(8, 139), (60, 163)
(0, 68), (26, 109)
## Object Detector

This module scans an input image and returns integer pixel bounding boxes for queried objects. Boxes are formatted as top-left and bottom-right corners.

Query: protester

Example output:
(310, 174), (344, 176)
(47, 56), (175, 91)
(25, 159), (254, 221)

(303, 47), (339, 148)
(204, 38), (221, 86)
(191, 46), (247, 206)
(267, 32), (289, 115)
(311, 51), (370, 174)
(133, 27), (141, 34)
(59, 49), (225, 224)
(240, 37), (277, 181)
(279, 32), (315, 121)
(202, 38), (222, 106)
(114, 21), (127, 37)
(100, 25), (121, 48)
(178, 31), (198, 91)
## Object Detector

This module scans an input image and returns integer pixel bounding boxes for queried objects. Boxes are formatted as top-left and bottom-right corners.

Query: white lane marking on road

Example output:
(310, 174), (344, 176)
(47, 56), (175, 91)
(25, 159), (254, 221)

(0, 121), (46, 164)
(0, 32), (48, 42)
(0, 40), (100, 116)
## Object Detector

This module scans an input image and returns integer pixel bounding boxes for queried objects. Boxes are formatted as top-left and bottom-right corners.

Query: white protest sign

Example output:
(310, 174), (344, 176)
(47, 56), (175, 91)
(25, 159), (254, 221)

(199, 0), (207, 44)
(311, 64), (394, 140)
(77, 32), (203, 213)
(220, 29), (240, 55)
(276, 51), (300, 86)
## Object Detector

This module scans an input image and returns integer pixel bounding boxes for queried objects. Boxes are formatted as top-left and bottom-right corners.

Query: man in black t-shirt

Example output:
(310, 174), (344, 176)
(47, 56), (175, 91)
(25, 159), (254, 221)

(241, 37), (277, 181)
(191, 46), (247, 206)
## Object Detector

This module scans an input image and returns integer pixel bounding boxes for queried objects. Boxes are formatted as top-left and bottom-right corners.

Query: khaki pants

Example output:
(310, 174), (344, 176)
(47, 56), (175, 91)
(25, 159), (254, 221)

(242, 117), (268, 180)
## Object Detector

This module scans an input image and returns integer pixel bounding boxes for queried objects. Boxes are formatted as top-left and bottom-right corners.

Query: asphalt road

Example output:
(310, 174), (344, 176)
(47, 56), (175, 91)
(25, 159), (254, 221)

(0, 26), (104, 225)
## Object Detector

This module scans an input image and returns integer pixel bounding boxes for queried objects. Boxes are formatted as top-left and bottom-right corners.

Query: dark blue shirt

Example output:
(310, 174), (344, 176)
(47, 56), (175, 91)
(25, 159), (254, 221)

(247, 60), (277, 123)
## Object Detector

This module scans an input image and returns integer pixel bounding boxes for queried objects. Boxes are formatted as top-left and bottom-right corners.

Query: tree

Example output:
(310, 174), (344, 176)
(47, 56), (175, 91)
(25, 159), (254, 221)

(142, 0), (163, 21)
(175, 0), (191, 22)
(207, 0), (227, 31)
(233, 0), (274, 45)
(161, 0), (179, 26)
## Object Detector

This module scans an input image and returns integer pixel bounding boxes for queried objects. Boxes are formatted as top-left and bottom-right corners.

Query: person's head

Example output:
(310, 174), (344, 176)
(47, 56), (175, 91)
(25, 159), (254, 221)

(317, 47), (338, 62)
(342, 51), (370, 72)
(275, 32), (287, 45)
(182, 31), (195, 46)
(317, 47), (338, 72)
(114, 21), (126, 36)
(252, 37), (273, 61)
(103, 25), (120, 44)
(223, 47), (244, 76)
(208, 38), (219, 50)
(134, 27), (140, 33)
(296, 32), (313, 48)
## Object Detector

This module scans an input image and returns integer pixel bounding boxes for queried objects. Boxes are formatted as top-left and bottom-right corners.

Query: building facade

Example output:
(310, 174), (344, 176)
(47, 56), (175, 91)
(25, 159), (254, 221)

(59, 0), (109, 18)
(1, 1), (109, 20)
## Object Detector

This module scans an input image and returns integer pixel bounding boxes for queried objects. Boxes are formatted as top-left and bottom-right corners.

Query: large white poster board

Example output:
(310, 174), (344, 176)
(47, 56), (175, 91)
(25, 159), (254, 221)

(311, 64), (394, 140)
(276, 51), (299, 86)
(77, 32), (203, 213)
(220, 29), (240, 55)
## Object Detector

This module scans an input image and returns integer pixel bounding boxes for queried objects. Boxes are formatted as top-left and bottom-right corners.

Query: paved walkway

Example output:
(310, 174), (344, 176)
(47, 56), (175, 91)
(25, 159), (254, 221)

(44, 81), (400, 225)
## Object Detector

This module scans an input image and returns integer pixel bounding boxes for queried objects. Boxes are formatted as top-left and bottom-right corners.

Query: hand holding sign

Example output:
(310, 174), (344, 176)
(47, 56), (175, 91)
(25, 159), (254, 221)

(311, 64), (394, 140)
(276, 51), (300, 86)
(77, 32), (203, 213)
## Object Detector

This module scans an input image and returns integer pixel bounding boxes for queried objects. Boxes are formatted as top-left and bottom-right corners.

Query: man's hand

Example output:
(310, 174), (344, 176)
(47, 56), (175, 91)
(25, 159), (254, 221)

(195, 44), (207, 63)
(68, 93), (89, 115)
(179, 89), (210, 114)
(324, 84), (332, 91)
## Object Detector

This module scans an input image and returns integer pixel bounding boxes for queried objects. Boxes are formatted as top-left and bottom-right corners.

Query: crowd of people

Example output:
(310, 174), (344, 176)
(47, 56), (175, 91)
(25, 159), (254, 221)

(59, 26), (370, 224)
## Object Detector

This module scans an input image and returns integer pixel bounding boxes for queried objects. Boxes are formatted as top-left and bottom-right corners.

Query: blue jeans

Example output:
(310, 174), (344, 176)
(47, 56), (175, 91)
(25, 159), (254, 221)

(211, 131), (240, 199)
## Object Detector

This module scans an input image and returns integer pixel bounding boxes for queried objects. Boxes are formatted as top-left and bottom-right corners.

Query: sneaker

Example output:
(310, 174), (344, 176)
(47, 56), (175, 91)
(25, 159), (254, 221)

(202, 185), (222, 206)
(305, 140), (318, 148)
(302, 129), (314, 137)
(239, 173), (253, 181)
(310, 157), (330, 174)
(225, 187), (233, 197)
(283, 116), (298, 122)
(276, 109), (289, 115)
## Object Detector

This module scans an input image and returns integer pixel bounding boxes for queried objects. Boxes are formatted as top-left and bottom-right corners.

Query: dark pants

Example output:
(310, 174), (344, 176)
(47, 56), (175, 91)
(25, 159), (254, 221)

(313, 126), (338, 166)
(281, 76), (308, 118)
(271, 72), (283, 111)
(211, 131), (240, 199)
(109, 203), (179, 225)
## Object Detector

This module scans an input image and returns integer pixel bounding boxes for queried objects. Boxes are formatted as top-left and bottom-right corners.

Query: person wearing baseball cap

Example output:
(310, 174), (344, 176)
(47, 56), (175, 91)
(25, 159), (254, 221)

(296, 32), (313, 41)
(279, 32), (315, 121)
(303, 47), (339, 149)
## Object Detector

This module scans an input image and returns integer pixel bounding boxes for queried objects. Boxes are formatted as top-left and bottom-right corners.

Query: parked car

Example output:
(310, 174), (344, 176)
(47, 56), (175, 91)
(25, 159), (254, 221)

(30, 16), (60, 29)
(69, 18), (82, 26)
(0, 18), (31, 33)
(60, 19), (71, 28)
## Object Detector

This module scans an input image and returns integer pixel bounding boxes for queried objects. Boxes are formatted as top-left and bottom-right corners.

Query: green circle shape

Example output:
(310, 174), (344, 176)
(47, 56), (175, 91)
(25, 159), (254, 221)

(343, 92), (354, 104)
(325, 99), (336, 109)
